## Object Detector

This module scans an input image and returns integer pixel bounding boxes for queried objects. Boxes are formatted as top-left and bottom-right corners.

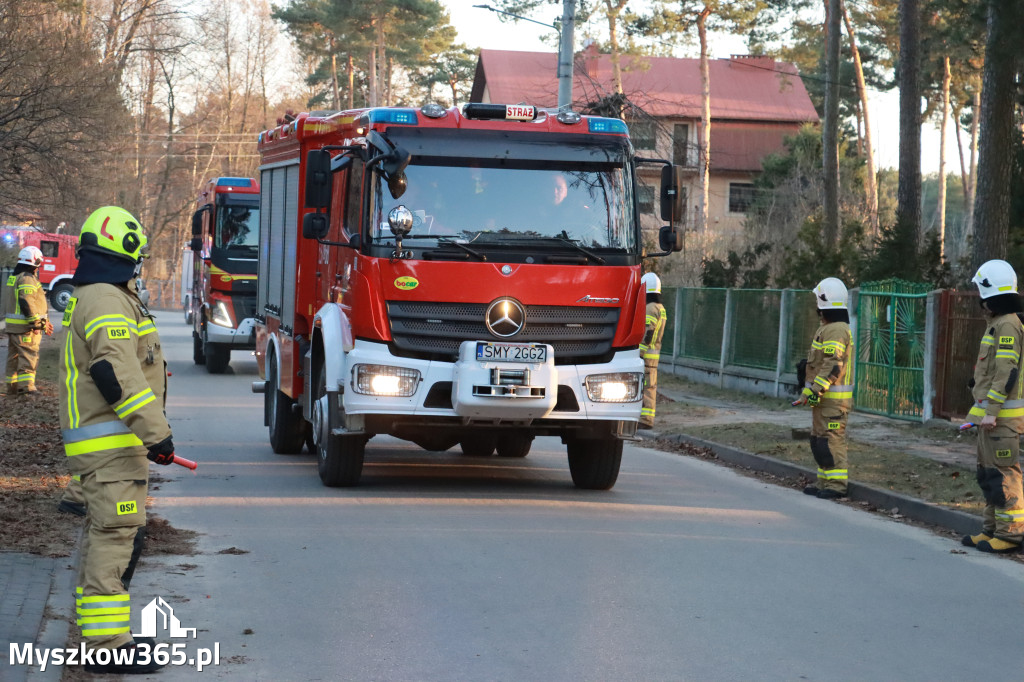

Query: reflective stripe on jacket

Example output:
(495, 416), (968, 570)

(639, 302), (666, 362)
(59, 282), (170, 475)
(805, 321), (854, 410)
(971, 313), (1024, 431)
(3, 272), (47, 333)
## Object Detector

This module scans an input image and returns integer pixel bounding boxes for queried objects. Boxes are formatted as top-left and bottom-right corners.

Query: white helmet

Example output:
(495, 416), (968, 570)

(641, 272), (661, 294)
(17, 246), (43, 267)
(972, 259), (1018, 299)
(813, 277), (848, 310)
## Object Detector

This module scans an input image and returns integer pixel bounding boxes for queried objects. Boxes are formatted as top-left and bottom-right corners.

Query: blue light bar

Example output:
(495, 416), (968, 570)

(217, 178), (253, 187)
(588, 118), (629, 135)
(367, 109), (418, 125)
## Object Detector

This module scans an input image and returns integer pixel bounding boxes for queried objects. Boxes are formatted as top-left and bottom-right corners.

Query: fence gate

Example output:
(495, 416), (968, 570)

(854, 279), (930, 420)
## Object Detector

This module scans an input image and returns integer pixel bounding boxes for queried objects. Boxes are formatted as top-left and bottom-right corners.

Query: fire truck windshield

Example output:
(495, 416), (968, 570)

(214, 204), (259, 253)
(370, 161), (635, 256)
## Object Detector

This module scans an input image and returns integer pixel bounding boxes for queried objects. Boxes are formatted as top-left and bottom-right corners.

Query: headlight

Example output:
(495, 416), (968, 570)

(352, 364), (420, 397)
(584, 372), (643, 402)
(210, 300), (233, 327)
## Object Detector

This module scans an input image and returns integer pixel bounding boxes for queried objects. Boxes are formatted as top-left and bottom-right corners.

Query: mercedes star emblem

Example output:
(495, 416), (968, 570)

(485, 298), (526, 338)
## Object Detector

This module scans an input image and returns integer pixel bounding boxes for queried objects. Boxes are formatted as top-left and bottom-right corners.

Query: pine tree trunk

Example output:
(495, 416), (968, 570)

(368, 46), (377, 107)
(347, 55), (354, 109)
(330, 42), (341, 110)
(971, 0), (1020, 269)
(822, 0), (841, 248)
(697, 8), (711, 237)
(604, 0), (628, 95)
(897, 0), (922, 241)
(841, 0), (877, 239)
(937, 56), (950, 260)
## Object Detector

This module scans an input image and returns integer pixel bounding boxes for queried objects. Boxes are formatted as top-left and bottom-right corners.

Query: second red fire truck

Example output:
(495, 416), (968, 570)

(188, 177), (261, 373)
(252, 103), (682, 489)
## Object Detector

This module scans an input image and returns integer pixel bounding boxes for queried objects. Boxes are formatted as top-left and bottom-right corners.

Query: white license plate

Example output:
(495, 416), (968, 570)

(476, 342), (547, 363)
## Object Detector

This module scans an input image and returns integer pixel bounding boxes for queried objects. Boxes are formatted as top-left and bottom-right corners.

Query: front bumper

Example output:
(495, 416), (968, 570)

(337, 340), (643, 437)
(206, 317), (257, 349)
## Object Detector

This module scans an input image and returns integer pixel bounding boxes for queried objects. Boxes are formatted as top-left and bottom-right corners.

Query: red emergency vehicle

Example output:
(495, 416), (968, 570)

(188, 177), (261, 373)
(253, 103), (682, 489)
(0, 228), (79, 311)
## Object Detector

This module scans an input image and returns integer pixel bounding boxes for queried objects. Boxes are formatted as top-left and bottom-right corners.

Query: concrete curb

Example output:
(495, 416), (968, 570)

(662, 432), (982, 537)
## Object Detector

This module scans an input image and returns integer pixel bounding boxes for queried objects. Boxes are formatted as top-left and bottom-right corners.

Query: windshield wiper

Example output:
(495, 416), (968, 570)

(431, 238), (487, 261)
(548, 235), (606, 264)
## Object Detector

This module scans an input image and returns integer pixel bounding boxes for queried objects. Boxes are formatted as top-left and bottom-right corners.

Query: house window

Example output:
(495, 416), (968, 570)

(630, 121), (656, 151)
(673, 124), (689, 166)
(729, 183), (756, 213)
(39, 240), (58, 258)
(637, 184), (655, 214)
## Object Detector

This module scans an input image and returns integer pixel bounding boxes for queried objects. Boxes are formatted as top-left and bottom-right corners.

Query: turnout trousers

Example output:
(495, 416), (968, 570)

(976, 425), (1024, 543)
(5, 330), (40, 393)
(76, 465), (148, 651)
(810, 406), (849, 493)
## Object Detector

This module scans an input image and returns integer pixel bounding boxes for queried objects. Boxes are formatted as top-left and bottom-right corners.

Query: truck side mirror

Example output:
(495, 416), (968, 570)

(660, 165), (684, 223)
(189, 237), (202, 252)
(304, 149), (332, 209)
(302, 213), (329, 240)
(191, 208), (205, 237)
(659, 225), (683, 253)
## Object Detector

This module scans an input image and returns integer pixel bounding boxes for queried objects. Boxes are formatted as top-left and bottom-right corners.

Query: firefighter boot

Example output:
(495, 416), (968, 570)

(976, 538), (1021, 554)
(816, 488), (847, 500)
(803, 485), (820, 496)
(961, 532), (992, 548)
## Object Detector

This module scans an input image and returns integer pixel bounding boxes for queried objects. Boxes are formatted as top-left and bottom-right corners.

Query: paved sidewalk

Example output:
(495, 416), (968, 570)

(0, 552), (76, 682)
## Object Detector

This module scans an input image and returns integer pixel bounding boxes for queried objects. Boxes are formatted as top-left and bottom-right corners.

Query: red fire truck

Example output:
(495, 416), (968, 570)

(252, 103), (682, 489)
(1, 228), (80, 311)
(188, 177), (261, 374)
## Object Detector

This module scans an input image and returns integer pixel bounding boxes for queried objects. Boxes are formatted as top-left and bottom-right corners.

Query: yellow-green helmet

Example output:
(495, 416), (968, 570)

(79, 206), (148, 263)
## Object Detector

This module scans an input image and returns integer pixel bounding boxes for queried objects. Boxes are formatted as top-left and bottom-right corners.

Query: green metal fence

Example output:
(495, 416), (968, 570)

(854, 279), (930, 421)
(728, 289), (782, 370)
(675, 287), (727, 363)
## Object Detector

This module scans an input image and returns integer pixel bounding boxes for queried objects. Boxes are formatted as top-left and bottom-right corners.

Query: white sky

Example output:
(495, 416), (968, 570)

(441, 0), (955, 174)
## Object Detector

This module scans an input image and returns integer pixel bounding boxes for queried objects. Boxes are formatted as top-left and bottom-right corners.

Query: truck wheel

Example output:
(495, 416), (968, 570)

(460, 434), (497, 457)
(496, 433), (533, 458)
(566, 438), (622, 490)
(267, 356), (305, 454)
(192, 332), (206, 365)
(49, 283), (74, 312)
(203, 327), (230, 374)
(314, 364), (364, 486)
(183, 296), (193, 325)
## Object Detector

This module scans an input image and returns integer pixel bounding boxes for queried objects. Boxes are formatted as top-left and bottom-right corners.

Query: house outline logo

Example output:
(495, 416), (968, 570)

(133, 596), (197, 639)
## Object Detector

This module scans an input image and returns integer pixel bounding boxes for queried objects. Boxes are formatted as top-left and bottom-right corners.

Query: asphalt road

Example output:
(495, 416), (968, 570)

(135, 313), (1024, 681)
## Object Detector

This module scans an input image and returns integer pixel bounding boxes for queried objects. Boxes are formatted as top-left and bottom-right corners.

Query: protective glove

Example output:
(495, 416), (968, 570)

(147, 436), (175, 466)
(791, 387), (820, 407)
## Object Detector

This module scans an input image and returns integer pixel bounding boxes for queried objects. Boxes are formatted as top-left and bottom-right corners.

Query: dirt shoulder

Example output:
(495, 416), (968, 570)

(653, 374), (982, 515)
(0, 335), (80, 556)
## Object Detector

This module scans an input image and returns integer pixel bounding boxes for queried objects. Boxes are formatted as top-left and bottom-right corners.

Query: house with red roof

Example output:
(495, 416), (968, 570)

(470, 46), (819, 246)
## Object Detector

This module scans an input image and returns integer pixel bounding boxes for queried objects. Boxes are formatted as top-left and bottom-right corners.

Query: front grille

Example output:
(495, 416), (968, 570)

(233, 294), (258, 320)
(387, 301), (619, 363)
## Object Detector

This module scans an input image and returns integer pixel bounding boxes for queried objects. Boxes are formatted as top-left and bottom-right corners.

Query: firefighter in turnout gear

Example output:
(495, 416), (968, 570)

(639, 272), (666, 429)
(961, 259), (1024, 554)
(3, 246), (53, 394)
(59, 206), (172, 674)
(793, 277), (854, 499)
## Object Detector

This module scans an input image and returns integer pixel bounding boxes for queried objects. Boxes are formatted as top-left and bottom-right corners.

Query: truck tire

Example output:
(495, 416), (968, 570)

(566, 438), (622, 490)
(314, 364), (364, 486)
(49, 283), (74, 313)
(203, 327), (230, 374)
(460, 434), (497, 457)
(267, 356), (305, 454)
(192, 331), (206, 365)
(496, 433), (533, 458)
